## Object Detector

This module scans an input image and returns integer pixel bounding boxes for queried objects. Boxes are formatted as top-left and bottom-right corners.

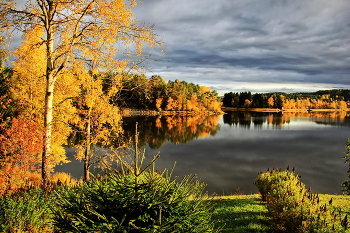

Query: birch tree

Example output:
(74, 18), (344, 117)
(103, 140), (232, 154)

(1, 0), (162, 184)
(73, 70), (123, 181)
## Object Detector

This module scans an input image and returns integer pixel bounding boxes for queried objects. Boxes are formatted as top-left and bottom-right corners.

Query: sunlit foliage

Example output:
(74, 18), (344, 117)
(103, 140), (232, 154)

(0, 117), (43, 195)
(72, 70), (123, 180)
(255, 168), (349, 232)
(117, 75), (222, 112)
(2, 0), (162, 184)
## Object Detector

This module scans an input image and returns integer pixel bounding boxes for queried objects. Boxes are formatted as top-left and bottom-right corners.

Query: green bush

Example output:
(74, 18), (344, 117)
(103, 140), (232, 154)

(0, 187), (54, 232)
(342, 138), (350, 195)
(255, 168), (348, 233)
(53, 156), (219, 232)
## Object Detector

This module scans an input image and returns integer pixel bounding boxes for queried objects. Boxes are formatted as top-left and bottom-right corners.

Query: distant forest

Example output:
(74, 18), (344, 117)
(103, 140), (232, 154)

(115, 74), (222, 112)
(222, 89), (350, 109)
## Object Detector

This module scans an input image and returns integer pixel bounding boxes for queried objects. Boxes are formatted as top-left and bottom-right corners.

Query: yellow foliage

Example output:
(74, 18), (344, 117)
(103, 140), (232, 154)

(200, 86), (211, 94)
(51, 172), (76, 185)
(8, 0), (162, 182)
(11, 26), (80, 168)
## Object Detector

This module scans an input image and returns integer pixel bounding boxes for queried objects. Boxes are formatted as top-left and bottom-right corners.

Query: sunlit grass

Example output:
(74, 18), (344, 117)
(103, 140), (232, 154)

(212, 194), (350, 233)
(212, 194), (270, 233)
(50, 172), (76, 185)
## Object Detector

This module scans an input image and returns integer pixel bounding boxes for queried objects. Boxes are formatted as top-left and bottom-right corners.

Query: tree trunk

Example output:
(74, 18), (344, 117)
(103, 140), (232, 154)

(42, 78), (54, 185)
(42, 4), (55, 185)
(84, 116), (91, 181)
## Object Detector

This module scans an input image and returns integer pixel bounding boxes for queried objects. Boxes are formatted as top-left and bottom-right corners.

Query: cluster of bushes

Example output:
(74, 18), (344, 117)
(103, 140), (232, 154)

(255, 167), (348, 232)
(0, 154), (220, 232)
(2, 155), (349, 232)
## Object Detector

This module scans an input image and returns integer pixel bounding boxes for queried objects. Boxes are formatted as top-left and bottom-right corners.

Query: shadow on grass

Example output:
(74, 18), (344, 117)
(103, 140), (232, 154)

(212, 196), (272, 233)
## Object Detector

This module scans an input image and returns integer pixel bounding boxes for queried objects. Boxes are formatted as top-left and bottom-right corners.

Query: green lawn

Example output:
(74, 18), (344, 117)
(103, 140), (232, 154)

(212, 194), (270, 233)
(212, 194), (350, 233)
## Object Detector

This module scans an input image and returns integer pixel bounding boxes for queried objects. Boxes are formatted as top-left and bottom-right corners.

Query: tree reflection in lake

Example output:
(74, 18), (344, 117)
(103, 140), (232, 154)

(223, 111), (349, 128)
(121, 114), (221, 149)
(58, 111), (350, 195)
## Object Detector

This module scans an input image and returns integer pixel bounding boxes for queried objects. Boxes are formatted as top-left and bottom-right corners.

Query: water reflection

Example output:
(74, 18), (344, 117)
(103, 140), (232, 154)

(58, 111), (350, 195)
(223, 111), (349, 128)
(121, 114), (221, 149)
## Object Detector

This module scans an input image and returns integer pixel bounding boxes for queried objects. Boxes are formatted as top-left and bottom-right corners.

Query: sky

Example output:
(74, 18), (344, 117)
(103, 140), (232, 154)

(11, 0), (350, 96)
(132, 0), (350, 95)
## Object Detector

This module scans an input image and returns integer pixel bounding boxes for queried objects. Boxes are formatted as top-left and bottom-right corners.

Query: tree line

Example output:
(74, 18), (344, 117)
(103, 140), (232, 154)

(222, 90), (350, 109)
(116, 74), (222, 112)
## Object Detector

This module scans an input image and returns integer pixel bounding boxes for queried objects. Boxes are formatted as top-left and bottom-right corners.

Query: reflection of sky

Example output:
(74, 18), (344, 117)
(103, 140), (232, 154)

(59, 114), (350, 195)
(144, 116), (349, 195)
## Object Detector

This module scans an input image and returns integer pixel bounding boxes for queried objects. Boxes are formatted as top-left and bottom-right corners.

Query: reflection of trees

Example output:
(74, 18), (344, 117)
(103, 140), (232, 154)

(121, 115), (221, 149)
(222, 111), (350, 128)
(224, 112), (271, 127)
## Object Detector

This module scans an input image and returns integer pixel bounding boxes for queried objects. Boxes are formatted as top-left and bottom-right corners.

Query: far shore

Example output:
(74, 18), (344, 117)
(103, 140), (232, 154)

(118, 107), (350, 116)
(221, 107), (350, 112)
(120, 108), (225, 116)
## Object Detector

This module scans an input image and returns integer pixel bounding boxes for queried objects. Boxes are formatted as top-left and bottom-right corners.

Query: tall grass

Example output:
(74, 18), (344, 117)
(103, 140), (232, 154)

(0, 187), (54, 232)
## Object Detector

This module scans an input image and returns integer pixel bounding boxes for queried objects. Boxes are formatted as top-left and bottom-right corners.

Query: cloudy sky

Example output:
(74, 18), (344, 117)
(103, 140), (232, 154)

(131, 0), (350, 95)
(10, 0), (350, 95)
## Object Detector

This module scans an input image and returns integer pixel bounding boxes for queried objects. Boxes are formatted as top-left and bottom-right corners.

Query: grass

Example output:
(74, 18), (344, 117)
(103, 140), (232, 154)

(212, 194), (350, 233)
(212, 194), (270, 232)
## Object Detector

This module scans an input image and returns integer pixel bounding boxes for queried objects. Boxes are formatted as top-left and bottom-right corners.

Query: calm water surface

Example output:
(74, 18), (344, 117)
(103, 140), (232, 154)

(57, 111), (350, 195)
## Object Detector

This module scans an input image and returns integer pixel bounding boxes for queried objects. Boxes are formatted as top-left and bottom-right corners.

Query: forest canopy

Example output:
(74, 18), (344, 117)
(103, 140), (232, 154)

(222, 89), (350, 109)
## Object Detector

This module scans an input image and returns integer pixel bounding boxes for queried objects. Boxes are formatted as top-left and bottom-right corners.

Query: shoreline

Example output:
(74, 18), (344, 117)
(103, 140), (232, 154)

(221, 107), (350, 112)
(120, 108), (225, 116)
(120, 107), (349, 116)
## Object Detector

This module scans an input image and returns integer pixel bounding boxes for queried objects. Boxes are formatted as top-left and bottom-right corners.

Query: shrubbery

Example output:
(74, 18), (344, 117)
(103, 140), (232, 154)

(53, 168), (218, 232)
(0, 186), (54, 232)
(342, 139), (350, 195)
(0, 152), (219, 232)
(255, 168), (348, 232)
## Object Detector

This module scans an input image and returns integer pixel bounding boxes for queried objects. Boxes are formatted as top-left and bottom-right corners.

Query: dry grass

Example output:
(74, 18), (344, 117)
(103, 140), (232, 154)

(50, 172), (76, 185)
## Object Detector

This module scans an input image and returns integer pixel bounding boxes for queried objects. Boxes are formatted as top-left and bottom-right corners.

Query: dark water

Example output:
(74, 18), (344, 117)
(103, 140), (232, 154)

(56, 111), (350, 195)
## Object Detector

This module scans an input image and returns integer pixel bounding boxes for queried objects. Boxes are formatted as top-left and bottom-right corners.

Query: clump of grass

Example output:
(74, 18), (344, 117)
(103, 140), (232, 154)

(50, 172), (76, 185)
(25, 171), (42, 186)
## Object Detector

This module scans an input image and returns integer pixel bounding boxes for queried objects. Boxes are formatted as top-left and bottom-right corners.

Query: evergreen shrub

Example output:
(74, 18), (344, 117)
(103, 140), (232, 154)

(53, 155), (219, 232)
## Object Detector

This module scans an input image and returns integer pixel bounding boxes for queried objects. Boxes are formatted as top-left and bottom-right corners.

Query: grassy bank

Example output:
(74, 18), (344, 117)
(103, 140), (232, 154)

(212, 194), (350, 233)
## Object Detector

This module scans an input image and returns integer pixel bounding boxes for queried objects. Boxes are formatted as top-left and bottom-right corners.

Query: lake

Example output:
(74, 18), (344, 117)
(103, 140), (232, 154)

(57, 111), (350, 195)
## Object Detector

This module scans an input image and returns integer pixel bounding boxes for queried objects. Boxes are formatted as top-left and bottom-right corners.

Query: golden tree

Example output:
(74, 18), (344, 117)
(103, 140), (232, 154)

(2, 0), (162, 184)
(72, 70), (123, 181)
(11, 27), (79, 170)
(267, 96), (274, 108)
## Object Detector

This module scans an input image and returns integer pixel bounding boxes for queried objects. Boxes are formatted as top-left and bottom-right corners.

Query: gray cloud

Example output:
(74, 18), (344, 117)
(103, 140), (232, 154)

(134, 0), (350, 94)
(9, 0), (350, 95)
